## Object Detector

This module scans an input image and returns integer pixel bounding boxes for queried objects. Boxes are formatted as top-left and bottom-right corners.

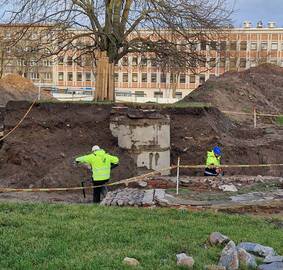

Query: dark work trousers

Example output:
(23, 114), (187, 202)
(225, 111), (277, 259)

(92, 179), (109, 203)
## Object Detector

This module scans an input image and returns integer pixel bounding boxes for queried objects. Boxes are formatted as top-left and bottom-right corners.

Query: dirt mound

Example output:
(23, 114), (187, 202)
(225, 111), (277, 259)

(183, 64), (283, 115)
(0, 102), (137, 189)
(0, 74), (53, 106)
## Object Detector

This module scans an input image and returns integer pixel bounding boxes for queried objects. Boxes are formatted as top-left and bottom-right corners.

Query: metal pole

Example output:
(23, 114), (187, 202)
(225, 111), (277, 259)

(176, 157), (180, 195)
(253, 107), (257, 128)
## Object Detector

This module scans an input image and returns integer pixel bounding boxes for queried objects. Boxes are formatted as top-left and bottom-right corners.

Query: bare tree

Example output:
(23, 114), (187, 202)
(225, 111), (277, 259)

(0, 0), (232, 101)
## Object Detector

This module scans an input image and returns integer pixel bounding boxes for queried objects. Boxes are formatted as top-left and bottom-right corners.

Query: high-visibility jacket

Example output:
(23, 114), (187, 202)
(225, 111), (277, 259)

(206, 151), (221, 167)
(76, 149), (119, 181)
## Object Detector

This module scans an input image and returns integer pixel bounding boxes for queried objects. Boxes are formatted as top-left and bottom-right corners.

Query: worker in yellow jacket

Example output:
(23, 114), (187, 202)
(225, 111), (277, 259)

(204, 146), (223, 176)
(76, 145), (119, 203)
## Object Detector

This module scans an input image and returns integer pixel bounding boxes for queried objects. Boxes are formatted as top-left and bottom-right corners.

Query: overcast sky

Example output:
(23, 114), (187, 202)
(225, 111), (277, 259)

(229, 0), (283, 27)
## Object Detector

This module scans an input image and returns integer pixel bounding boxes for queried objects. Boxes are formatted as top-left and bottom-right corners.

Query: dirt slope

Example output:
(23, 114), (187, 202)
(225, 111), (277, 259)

(0, 102), (137, 189)
(0, 74), (53, 106)
(183, 64), (283, 115)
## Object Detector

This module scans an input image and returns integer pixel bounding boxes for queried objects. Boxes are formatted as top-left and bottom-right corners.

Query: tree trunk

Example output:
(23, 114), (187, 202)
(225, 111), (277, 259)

(95, 51), (115, 101)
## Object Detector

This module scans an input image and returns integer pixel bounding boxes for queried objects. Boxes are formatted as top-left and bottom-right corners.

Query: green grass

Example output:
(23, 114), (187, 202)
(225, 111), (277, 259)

(0, 203), (282, 270)
(275, 116), (283, 126)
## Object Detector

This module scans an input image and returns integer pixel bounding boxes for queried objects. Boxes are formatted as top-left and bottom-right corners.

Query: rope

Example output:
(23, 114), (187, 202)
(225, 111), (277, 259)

(0, 100), (36, 142)
(1, 163), (283, 193)
(221, 111), (283, 117)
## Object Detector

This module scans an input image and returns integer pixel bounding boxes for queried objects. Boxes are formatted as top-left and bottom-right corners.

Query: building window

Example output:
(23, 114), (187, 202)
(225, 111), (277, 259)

(209, 58), (216, 68)
(151, 73), (157, 83)
(151, 59), (157, 67)
(44, 72), (52, 80)
(43, 60), (52, 66)
(132, 57), (138, 66)
(135, 91), (145, 97)
(132, 73), (138, 83)
(154, 91), (163, 98)
(240, 58), (247, 68)
(31, 73), (39, 80)
(140, 57), (147, 66)
(114, 73), (119, 82)
(170, 74), (177, 83)
(67, 72), (73, 81)
(141, 73), (147, 83)
(58, 56), (64, 65)
(85, 72), (91, 81)
(122, 73), (128, 82)
(161, 73), (167, 83)
(180, 74), (186, 84)
(122, 57), (128, 66)
(230, 58), (237, 68)
(58, 72), (64, 81)
(210, 41), (217, 50)
(200, 41), (207, 51)
(240, 41), (247, 51)
(269, 59), (277, 65)
(250, 59), (256, 67)
(271, 42), (278, 50)
(77, 72), (82, 81)
(176, 92), (182, 99)
(230, 41), (237, 51)
(220, 41), (227, 51)
(189, 75), (196, 83)
(250, 42), (257, 50)
(67, 56), (73, 66)
(261, 42), (268, 50)
(199, 74), (206, 85)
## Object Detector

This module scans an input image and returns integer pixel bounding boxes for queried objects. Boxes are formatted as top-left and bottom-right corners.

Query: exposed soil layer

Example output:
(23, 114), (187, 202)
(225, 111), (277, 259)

(0, 102), (137, 190)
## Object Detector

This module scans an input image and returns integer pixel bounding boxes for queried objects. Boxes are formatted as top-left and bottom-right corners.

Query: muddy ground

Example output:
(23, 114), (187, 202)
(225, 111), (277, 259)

(0, 101), (282, 204)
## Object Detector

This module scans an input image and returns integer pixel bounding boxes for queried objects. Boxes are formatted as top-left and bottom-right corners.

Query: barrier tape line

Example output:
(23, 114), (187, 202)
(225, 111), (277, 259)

(0, 99), (37, 142)
(1, 163), (283, 193)
(221, 111), (283, 117)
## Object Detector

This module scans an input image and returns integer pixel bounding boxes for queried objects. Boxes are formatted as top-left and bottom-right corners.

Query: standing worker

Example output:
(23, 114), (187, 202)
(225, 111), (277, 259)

(204, 146), (223, 176)
(75, 145), (119, 203)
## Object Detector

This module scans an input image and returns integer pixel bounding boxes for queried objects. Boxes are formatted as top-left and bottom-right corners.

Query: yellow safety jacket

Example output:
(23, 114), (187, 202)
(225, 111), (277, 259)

(76, 149), (119, 181)
(206, 151), (221, 167)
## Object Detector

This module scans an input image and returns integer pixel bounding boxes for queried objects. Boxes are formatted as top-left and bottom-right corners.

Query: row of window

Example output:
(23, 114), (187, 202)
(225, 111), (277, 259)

(24, 72), (52, 80)
(116, 91), (183, 99)
(58, 72), (93, 82)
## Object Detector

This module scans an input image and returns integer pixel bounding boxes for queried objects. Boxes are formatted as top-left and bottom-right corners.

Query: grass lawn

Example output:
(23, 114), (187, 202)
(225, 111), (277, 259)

(0, 203), (282, 270)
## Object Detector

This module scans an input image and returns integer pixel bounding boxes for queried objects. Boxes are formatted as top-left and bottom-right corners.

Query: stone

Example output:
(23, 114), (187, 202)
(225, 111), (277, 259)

(238, 248), (257, 269)
(209, 232), (229, 246)
(123, 257), (140, 266)
(218, 241), (239, 270)
(237, 242), (277, 257)
(263, 256), (283, 263)
(142, 189), (155, 206)
(205, 265), (226, 270)
(257, 262), (283, 270)
(219, 184), (238, 192)
(176, 253), (194, 268)
(138, 181), (148, 188)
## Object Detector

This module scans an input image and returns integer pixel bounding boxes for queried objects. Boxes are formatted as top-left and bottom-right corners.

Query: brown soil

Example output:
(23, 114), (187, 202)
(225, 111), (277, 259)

(183, 64), (283, 124)
(0, 102), (137, 191)
(0, 74), (53, 106)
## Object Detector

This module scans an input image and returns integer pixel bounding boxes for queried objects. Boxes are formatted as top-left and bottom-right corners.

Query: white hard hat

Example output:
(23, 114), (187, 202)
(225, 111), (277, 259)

(92, 145), (100, 152)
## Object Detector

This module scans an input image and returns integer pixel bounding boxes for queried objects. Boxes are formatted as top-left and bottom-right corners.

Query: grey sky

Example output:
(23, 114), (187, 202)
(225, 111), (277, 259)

(228, 0), (283, 27)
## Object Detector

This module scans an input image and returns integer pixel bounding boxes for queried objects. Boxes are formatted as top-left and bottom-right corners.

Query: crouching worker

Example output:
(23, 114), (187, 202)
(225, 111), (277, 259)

(204, 146), (223, 176)
(75, 145), (119, 203)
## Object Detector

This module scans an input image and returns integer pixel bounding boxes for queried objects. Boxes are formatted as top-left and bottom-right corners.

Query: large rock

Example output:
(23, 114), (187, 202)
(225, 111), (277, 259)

(238, 248), (257, 269)
(209, 232), (229, 246)
(237, 242), (277, 257)
(218, 241), (239, 270)
(257, 262), (283, 270)
(142, 189), (155, 206)
(176, 253), (194, 268)
(264, 256), (283, 263)
(219, 184), (238, 192)
(123, 257), (140, 266)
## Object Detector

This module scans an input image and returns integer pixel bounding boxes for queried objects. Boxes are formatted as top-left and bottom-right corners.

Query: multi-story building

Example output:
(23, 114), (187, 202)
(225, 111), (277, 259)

(1, 21), (283, 101)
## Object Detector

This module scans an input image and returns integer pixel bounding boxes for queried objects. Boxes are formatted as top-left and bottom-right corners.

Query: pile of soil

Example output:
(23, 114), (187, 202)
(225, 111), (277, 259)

(183, 64), (283, 116)
(0, 102), (137, 190)
(0, 74), (53, 106)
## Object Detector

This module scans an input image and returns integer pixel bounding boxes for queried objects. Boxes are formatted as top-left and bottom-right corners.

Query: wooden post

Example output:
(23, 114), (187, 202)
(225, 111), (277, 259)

(176, 157), (180, 195)
(253, 107), (257, 128)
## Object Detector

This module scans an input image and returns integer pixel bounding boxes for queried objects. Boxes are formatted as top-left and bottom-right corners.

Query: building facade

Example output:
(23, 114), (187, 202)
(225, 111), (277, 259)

(1, 22), (283, 100)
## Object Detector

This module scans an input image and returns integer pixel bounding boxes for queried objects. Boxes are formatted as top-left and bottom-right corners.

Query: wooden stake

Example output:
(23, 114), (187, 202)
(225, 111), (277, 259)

(176, 157), (180, 195)
(253, 107), (257, 128)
